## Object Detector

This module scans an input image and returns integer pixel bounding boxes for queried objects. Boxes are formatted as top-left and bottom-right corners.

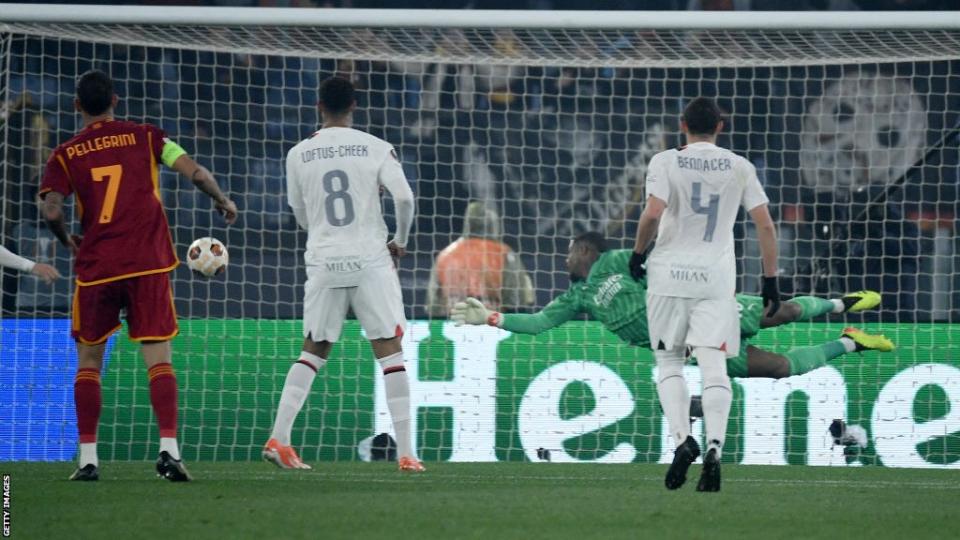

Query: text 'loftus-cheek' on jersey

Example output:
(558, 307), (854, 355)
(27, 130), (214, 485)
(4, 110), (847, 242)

(40, 120), (178, 285)
(285, 127), (412, 287)
(644, 141), (769, 299)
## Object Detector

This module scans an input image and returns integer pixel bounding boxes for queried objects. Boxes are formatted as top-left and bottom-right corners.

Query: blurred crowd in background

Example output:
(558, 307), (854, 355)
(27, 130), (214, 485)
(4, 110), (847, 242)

(2, 25), (958, 322)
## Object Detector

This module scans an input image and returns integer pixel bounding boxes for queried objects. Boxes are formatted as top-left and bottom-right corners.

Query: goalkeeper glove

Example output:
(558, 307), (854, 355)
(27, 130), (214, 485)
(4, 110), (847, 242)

(451, 298), (502, 327)
(762, 276), (781, 317)
(629, 251), (647, 281)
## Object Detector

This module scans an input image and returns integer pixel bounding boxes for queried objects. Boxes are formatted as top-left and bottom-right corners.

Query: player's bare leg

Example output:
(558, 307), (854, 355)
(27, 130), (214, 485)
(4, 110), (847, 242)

(656, 347), (698, 489)
(69, 343), (106, 481)
(143, 340), (191, 481)
(264, 337), (329, 470)
(371, 337), (423, 472)
(746, 346), (791, 379)
(693, 346), (730, 492)
(759, 291), (882, 329)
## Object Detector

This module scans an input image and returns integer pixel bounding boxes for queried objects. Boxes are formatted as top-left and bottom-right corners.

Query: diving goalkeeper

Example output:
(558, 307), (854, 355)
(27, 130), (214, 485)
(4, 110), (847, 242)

(451, 232), (894, 380)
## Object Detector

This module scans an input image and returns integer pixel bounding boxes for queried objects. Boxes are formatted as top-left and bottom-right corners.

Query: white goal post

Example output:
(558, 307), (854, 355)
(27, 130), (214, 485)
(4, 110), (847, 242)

(2, 7), (960, 67)
(2, 6), (959, 467)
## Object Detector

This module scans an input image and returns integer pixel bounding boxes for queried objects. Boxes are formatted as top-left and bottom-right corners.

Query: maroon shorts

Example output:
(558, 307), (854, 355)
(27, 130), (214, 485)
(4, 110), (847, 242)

(71, 271), (178, 345)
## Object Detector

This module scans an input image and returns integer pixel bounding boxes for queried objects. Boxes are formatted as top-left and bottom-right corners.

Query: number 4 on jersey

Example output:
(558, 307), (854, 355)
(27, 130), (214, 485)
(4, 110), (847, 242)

(691, 182), (719, 242)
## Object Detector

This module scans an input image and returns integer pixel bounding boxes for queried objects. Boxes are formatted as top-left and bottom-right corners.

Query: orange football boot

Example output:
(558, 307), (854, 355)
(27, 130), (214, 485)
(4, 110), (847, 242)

(398, 456), (426, 472)
(262, 438), (311, 470)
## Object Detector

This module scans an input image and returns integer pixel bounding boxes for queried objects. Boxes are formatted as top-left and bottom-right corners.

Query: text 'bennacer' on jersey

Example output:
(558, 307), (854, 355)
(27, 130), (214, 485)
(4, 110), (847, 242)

(300, 145), (370, 163)
(676, 155), (732, 172)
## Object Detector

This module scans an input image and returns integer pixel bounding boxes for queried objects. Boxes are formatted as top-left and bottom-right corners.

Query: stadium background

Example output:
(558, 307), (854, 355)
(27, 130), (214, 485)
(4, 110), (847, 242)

(1, 6), (959, 467)
(5, 45), (958, 319)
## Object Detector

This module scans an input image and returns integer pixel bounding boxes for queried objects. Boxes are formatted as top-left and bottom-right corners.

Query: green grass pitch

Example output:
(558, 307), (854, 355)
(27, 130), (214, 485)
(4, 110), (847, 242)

(7, 461), (958, 539)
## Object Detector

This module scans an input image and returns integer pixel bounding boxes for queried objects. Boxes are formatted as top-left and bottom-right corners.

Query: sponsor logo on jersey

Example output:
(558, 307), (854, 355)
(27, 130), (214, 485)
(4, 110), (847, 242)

(325, 261), (362, 272)
(322, 255), (363, 273)
(668, 263), (710, 284)
(593, 274), (623, 308)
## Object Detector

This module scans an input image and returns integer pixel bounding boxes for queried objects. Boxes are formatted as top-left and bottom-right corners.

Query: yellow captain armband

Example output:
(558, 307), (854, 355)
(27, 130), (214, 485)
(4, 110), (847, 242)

(161, 138), (188, 168)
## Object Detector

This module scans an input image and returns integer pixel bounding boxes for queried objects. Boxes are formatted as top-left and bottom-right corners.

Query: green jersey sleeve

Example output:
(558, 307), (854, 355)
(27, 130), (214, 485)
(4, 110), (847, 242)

(500, 289), (582, 335)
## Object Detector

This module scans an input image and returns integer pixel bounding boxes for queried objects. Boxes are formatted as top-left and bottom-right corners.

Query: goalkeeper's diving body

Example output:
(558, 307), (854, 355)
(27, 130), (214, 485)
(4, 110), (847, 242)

(452, 232), (894, 381)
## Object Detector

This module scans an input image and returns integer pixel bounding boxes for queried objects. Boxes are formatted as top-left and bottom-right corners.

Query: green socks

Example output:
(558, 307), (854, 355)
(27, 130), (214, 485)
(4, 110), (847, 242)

(788, 296), (837, 321)
(786, 341), (847, 376)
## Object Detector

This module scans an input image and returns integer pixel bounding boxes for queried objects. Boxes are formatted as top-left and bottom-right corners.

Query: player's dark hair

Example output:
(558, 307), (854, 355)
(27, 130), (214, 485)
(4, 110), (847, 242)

(76, 70), (114, 116)
(319, 76), (356, 116)
(573, 232), (608, 254)
(682, 97), (723, 136)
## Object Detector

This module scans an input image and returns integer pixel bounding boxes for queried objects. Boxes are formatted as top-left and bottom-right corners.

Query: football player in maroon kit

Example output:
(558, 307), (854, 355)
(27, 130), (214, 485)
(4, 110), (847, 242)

(40, 70), (238, 482)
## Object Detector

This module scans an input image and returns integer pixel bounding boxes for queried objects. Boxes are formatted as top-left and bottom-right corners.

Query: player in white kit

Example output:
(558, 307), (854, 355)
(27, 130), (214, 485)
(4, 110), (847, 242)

(0, 246), (60, 283)
(630, 98), (779, 492)
(263, 77), (423, 472)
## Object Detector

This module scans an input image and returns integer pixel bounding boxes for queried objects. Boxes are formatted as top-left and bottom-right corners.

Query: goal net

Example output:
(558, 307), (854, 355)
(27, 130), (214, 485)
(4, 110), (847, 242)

(2, 7), (958, 467)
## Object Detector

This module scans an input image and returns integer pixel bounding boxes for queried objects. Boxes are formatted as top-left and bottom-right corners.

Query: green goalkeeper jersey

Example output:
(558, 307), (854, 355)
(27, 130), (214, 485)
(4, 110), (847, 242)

(500, 249), (651, 347)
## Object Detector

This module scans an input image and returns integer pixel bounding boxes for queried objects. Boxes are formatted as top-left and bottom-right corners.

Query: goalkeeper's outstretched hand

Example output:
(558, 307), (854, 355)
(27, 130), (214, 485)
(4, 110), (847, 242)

(451, 298), (499, 327)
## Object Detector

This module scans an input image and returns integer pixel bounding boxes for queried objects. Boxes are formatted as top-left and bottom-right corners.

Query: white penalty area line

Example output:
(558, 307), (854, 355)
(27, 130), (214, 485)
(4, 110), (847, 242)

(205, 469), (960, 490)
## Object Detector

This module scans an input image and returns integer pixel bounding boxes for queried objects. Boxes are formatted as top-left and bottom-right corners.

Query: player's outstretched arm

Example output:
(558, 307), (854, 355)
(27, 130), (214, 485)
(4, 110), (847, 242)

(451, 293), (579, 335)
(451, 298), (498, 326)
(0, 245), (61, 284)
(749, 203), (780, 316)
(170, 155), (238, 225)
(630, 195), (666, 280)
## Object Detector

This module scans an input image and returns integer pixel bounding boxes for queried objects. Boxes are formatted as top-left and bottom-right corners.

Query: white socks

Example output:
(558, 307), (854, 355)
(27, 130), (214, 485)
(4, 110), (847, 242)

(269, 350), (413, 460)
(695, 346), (732, 458)
(830, 298), (845, 313)
(270, 352), (324, 445)
(81, 438), (179, 466)
(160, 437), (181, 460)
(655, 349), (691, 448)
(840, 337), (857, 353)
(377, 352), (414, 459)
(79, 442), (98, 468)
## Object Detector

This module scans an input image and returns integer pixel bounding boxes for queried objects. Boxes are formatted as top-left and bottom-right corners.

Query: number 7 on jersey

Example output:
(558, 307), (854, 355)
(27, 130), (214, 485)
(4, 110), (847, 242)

(91, 164), (123, 224)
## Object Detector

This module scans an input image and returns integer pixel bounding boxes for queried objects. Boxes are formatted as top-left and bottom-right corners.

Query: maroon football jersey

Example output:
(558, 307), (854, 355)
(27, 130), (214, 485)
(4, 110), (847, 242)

(40, 119), (178, 285)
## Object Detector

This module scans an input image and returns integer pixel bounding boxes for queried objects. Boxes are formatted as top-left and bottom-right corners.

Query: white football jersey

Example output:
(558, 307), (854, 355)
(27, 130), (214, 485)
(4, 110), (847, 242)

(286, 127), (414, 287)
(644, 141), (769, 299)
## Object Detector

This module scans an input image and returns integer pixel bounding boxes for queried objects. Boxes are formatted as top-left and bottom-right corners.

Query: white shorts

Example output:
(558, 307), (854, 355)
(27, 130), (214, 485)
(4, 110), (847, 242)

(303, 264), (406, 342)
(646, 293), (740, 358)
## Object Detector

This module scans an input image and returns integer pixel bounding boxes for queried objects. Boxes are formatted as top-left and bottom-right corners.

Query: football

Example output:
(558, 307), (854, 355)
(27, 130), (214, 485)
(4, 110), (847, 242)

(186, 237), (228, 277)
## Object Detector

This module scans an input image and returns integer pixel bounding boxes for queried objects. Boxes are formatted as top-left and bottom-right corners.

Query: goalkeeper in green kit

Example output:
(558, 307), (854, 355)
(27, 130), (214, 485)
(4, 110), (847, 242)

(451, 232), (894, 381)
